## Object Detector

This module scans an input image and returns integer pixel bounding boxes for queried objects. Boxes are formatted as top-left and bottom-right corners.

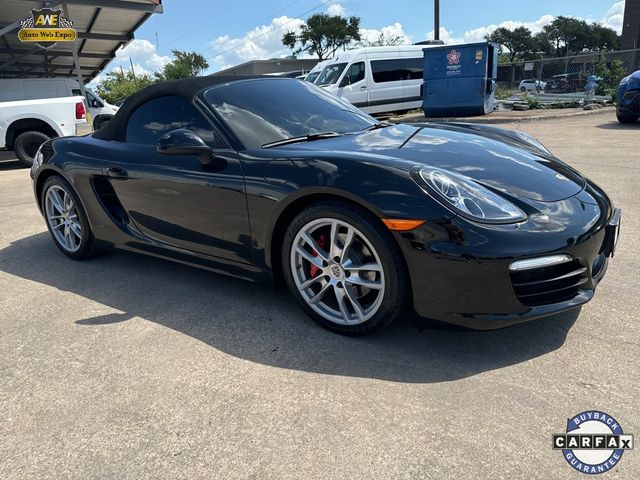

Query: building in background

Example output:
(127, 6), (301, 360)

(211, 58), (318, 77)
(622, 0), (640, 50)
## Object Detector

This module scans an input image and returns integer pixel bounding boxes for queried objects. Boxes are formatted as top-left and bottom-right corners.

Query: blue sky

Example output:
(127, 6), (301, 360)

(91, 0), (625, 84)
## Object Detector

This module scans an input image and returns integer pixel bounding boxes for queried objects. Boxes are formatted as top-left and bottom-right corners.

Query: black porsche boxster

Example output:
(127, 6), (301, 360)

(31, 76), (621, 335)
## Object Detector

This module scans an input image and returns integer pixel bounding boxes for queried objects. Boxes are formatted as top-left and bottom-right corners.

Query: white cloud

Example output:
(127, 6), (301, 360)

(327, 3), (345, 17)
(428, 14), (556, 46)
(429, 0), (623, 46)
(114, 39), (170, 71)
(424, 27), (464, 45)
(87, 39), (170, 88)
(360, 22), (412, 45)
(209, 16), (305, 71)
(208, 3), (355, 71)
(602, 0), (624, 33)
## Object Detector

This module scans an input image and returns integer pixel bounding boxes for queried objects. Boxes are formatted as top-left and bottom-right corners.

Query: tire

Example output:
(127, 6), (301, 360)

(14, 131), (50, 167)
(617, 112), (639, 124)
(520, 86), (526, 92)
(282, 202), (409, 335)
(41, 175), (99, 260)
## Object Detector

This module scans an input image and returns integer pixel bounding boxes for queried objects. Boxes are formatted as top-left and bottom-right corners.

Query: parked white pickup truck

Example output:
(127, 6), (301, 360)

(0, 96), (93, 167)
(0, 78), (119, 131)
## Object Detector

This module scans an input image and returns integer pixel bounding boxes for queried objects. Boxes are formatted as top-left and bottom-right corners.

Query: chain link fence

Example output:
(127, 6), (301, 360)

(498, 49), (640, 92)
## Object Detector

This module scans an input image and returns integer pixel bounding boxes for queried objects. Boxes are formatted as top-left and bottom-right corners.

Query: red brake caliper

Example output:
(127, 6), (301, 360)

(309, 233), (328, 278)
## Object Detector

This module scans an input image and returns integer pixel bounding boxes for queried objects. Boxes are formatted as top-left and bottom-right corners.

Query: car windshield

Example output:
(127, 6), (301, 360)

(316, 63), (348, 86)
(204, 78), (377, 149)
(305, 71), (320, 83)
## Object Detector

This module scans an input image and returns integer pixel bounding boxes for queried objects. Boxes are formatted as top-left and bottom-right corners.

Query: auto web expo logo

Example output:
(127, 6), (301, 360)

(18, 8), (77, 50)
(553, 411), (634, 474)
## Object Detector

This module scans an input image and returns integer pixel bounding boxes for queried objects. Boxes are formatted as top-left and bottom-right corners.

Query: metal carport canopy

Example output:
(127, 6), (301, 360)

(0, 0), (163, 83)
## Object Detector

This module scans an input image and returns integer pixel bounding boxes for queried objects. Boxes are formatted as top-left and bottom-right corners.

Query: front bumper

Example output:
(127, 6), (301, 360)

(397, 188), (619, 330)
(617, 89), (640, 116)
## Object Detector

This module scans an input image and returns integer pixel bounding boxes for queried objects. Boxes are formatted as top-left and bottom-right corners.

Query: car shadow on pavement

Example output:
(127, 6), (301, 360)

(0, 154), (24, 171)
(595, 121), (640, 130)
(1, 232), (580, 384)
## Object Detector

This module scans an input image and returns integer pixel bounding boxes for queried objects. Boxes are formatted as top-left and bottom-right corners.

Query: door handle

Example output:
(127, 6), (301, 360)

(105, 166), (128, 179)
(360, 85), (367, 90)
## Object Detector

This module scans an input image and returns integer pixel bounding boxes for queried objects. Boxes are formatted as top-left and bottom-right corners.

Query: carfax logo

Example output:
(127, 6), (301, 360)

(553, 411), (634, 474)
(18, 8), (77, 50)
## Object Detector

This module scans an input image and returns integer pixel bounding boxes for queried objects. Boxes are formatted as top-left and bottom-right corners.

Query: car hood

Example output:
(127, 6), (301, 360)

(280, 123), (585, 202)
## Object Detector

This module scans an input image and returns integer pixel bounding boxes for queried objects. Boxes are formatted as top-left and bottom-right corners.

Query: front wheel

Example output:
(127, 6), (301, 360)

(617, 112), (639, 124)
(282, 203), (409, 335)
(41, 176), (98, 260)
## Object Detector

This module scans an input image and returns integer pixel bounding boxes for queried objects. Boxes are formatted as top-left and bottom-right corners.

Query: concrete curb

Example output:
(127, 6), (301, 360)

(391, 106), (614, 125)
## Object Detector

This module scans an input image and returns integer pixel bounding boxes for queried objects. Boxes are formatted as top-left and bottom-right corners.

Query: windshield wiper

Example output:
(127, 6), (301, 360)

(362, 122), (391, 132)
(262, 132), (343, 148)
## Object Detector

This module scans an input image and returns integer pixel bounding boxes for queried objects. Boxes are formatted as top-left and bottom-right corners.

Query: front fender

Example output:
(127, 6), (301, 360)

(239, 151), (453, 271)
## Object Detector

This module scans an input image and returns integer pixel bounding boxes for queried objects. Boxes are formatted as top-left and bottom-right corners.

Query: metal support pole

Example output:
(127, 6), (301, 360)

(0, 20), (21, 38)
(434, 0), (440, 41)
(0, 47), (39, 70)
(61, 3), (86, 97)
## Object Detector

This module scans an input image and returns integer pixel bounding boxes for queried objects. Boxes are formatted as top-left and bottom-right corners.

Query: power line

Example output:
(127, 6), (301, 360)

(249, 0), (309, 29)
(165, 1), (249, 47)
(207, 0), (335, 61)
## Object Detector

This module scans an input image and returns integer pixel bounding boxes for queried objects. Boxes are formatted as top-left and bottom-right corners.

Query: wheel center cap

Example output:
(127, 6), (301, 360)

(329, 264), (344, 280)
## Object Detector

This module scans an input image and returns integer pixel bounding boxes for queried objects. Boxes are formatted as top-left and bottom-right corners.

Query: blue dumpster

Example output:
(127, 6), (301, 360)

(422, 42), (499, 117)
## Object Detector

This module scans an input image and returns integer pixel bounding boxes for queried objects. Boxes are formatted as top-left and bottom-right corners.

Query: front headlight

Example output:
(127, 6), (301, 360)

(416, 166), (527, 224)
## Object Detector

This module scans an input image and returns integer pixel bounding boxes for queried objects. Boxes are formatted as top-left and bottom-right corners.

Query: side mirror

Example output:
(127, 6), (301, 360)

(339, 76), (351, 88)
(157, 128), (213, 165)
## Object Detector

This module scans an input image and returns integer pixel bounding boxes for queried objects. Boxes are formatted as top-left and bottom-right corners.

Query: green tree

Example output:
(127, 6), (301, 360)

(543, 17), (619, 56)
(595, 58), (627, 99)
(95, 70), (155, 104)
(357, 32), (404, 47)
(282, 13), (361, 61)
(544, 17), (587, 56)
(155, 50), (209, 80)
(590, 23), (620, 51)
(485, 26), (537, 62)
(533, 31), (554, 55)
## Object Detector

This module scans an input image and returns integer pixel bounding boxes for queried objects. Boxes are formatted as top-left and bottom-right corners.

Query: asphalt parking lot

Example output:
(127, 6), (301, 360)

(1, 111), (638, 479)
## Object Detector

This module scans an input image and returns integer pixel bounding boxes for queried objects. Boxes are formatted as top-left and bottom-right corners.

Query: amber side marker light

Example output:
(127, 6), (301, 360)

(382, 219), (426, 231)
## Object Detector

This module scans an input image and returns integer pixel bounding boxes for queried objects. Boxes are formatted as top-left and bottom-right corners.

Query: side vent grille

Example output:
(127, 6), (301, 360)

(510, 260), (588, 306)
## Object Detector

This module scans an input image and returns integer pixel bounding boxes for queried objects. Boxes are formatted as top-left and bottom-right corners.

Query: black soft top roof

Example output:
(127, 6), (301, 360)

(93, 75), (259, 141)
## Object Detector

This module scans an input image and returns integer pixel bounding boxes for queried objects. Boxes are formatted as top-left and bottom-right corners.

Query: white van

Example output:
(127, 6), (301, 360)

(304, 59), (330, 84)
(315, 46), (429, 114)
(0, 78), (118, 130)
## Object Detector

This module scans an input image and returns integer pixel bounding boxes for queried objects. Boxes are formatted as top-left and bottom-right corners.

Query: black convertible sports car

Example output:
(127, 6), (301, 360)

(31, 76), (621, 335)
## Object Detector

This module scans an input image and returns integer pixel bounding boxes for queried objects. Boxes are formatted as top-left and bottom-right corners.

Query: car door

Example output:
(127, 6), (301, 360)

(103, 95), (253, 265)
(335, 61), (369, 110)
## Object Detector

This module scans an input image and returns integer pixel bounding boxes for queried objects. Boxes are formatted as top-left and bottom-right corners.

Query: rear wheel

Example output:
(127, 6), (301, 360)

(41, 176), (98, 260)
(14, 131), (50, 167)
(520, 86), (526, 92)
(617, 112), (639, 124)
(282, 202), (409, 335)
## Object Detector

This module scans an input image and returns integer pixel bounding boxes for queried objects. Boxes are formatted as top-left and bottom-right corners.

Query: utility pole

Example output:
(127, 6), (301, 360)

(434, 0), (440, 41)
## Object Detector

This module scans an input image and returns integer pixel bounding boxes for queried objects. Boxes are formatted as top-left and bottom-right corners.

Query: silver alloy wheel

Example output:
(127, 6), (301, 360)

(44, 185), (82, 253)
(290, 218), (386, 325)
